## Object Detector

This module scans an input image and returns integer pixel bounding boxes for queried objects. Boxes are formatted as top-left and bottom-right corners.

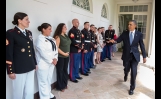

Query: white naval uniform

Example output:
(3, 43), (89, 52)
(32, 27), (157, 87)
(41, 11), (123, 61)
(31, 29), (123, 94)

(35, 34), (58, 99)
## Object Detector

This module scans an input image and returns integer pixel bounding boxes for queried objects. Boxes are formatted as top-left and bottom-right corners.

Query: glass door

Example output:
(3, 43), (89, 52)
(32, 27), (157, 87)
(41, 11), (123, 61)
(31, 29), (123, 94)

(118, 15), (124, 49)
(133, 15), (147, 39)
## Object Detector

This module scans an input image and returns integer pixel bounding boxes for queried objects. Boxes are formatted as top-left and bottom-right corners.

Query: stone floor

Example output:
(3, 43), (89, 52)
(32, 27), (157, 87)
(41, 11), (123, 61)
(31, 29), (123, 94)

(51, 52), (155, 99)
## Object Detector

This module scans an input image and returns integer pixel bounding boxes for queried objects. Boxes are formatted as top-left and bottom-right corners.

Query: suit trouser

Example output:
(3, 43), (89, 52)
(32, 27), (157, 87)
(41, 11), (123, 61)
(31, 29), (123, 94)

(81, 52), (89, 74)
(106, 45), (112, 59)
(12, 69), (34, 99)
(123, 53), (139, 90)
(101, 45), (107, 60)
(69, 53), (81, 81)
(56, 57), (69, 90)
(89, 50), (94, 68)
(37, 65), (54, 99)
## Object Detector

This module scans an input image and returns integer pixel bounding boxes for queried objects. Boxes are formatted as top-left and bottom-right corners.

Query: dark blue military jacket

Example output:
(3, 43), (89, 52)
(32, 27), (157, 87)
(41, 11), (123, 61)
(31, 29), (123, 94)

(6, 26), (37, 74)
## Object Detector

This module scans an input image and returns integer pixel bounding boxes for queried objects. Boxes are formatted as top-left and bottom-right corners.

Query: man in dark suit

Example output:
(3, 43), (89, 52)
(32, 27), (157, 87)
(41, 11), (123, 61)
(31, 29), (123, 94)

(110, 20), (147, 95)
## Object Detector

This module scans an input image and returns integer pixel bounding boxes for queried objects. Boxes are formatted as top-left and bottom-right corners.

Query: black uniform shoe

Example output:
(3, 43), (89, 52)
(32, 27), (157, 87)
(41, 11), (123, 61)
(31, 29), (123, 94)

(76, 77), (83, 80)
(82, 73), (89, 76)
(70, 79), (78, 83)
(87, 71), (91, 74)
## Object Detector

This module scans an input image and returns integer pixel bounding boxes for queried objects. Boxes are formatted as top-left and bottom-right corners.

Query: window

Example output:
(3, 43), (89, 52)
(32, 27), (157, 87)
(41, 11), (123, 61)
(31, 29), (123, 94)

(101, 4), (108, 19)
(134, 15), (147, 39)
(120, 5), (148, 12)
(73, 0), (90, 11)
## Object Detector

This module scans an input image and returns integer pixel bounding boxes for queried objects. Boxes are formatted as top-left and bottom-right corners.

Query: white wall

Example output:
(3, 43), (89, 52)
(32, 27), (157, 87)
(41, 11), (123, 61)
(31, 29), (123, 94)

(6, 0), (115, 99)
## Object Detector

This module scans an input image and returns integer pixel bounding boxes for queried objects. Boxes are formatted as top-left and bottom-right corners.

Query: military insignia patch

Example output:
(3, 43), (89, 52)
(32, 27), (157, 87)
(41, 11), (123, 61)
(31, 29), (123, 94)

(70, 33), (74, 38)
(21, 48), (25, 52)
(29, 33), (33, 41)
(6, 39), (9, 45)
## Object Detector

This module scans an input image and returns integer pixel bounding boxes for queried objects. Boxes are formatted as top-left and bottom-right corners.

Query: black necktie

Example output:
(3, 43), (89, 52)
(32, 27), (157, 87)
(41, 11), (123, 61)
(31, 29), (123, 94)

(46, 38), (56, 51)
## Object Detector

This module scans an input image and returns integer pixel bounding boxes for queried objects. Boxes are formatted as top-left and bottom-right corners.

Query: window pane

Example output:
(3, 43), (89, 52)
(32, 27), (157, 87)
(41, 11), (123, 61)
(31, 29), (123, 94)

(143, 21), (147, 27)
(72, 0), (90, 11)
(143, 15), (147, 21)
(143, 5), (148, 12)
(134, 6), (138, 12)
(143, 34), (146, 39)
(142, 28), (146, 33)
(101, 4), (107, 18)
(138, 5), (143, 12)
(124, 6), (128, 12)
(138, 15), (142, 21)
(134, 15), (138, 21)
(120, 6), (124, 12)
(129, 6), (133, 12)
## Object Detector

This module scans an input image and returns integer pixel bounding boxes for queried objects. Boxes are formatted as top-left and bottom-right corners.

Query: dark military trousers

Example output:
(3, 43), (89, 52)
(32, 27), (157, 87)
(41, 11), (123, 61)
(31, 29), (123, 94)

(69, 52), (81, 81)
(81, 52), (89, 74)
(101, 45), (107, 60)
(106, 45), (112, 59)
(89, 50), (94, 68)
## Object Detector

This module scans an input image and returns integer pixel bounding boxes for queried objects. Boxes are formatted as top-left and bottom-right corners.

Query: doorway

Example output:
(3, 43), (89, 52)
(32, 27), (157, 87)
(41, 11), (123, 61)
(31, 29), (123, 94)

(118, 14), (133, 50)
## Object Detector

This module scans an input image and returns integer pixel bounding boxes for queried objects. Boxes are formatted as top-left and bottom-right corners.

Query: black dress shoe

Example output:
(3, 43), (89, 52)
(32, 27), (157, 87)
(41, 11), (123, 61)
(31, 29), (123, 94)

(87, 69), (90, 71)
(108, 58), (111, 60)
(129, 90), (134, 95)
(76, 77), (83, 80)
(124, 76), (127, 82)
(70, 79), (78, 83)
(82, 73), (89, 76)
(92, 65), (96, 69)
(124, 75), (127, 82)
(87, 71), (91, 74)
(50, 96), (56, 99)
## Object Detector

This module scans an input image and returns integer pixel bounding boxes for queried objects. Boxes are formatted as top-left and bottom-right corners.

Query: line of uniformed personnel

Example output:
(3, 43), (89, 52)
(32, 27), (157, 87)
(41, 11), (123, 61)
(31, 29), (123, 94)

(6, 12), (116, 99)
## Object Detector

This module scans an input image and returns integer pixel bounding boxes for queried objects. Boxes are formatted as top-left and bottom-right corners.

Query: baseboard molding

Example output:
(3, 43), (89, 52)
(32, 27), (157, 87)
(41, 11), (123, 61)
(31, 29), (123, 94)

(34, 82), (57, 99)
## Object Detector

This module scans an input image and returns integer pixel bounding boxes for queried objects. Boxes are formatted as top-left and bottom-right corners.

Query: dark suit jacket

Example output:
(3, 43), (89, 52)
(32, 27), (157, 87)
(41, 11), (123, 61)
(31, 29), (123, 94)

(116, 30), (146, 62)
(6, 26), (37, 74)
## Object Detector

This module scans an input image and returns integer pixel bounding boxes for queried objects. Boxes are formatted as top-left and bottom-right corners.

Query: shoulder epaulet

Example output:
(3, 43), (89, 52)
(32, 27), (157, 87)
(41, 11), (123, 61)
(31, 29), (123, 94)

(26, 29), (31, 33)
(7, 28), (15, 33)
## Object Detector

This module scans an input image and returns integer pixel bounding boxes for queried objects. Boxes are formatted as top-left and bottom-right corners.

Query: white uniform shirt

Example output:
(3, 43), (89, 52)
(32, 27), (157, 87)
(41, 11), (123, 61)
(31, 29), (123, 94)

(35, 34), (58, 68)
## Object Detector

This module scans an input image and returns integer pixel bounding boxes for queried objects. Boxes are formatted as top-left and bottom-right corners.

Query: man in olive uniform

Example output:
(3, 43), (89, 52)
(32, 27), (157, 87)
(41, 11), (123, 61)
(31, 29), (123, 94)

(80, 22), (91, 76)
(105, 25), (115, 60)
(68, 19), (83, 83)
(89, 24), (96, 69)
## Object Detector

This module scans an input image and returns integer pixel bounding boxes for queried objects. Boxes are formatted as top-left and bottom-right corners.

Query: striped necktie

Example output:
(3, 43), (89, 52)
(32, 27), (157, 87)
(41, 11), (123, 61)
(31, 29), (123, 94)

(22, 31), (26, 36)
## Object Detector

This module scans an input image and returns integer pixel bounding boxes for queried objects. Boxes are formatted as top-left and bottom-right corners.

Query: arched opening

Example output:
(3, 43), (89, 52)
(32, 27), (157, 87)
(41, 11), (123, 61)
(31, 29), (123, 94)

(101, 3), (109, 19)
(72, 0), (93, 12)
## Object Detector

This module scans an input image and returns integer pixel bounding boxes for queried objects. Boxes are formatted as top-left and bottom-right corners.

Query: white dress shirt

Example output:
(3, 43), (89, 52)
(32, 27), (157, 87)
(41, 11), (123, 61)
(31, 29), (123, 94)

(129, 29), (135, 40)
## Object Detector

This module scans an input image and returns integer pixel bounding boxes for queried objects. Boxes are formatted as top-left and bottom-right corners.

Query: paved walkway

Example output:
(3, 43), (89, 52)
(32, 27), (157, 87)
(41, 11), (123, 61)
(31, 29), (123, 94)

(52, 52), (155, 99)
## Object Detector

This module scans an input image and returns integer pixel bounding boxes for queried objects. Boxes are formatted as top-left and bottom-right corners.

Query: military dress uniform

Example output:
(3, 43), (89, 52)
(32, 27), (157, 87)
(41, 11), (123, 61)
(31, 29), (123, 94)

(89, 30), (95, 68)
(6, 26), (37, 99)
(68, 26), (82, 82)
(35, 34), (58, 99)
(101, 32), (107, 61)
(81, 28), (91, 75)
(105, 29), (115, 60)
